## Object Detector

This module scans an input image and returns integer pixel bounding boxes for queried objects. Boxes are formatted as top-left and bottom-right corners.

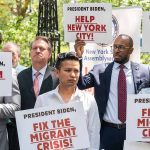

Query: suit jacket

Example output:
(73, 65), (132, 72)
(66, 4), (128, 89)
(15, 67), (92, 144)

(78, 61), (150, 121)
(0, 72), (20, 150)
(18, 65), (59, 110)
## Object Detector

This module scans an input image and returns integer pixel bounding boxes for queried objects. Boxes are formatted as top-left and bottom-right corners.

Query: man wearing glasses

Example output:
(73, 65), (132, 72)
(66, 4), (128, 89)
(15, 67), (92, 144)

(35, 52), (100, 150)
(75, 34), (150, 150)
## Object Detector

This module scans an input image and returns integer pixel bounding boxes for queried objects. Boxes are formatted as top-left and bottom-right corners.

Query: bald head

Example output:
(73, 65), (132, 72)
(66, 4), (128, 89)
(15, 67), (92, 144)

(2, 42), (21, 68)
(116, 34), (133, 48)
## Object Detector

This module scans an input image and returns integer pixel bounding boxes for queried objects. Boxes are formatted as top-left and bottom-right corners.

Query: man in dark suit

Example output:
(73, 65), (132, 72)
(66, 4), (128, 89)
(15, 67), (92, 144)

(8, 36), (58, 150)
(75, 34), (150, 150)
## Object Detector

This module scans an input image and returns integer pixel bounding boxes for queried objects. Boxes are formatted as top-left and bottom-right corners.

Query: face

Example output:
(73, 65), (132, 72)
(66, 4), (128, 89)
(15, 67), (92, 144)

(30, 39), (51, 66)
(3, 45), (19, 68)
(113, 36), (133, 64)
(56, 60), (80, 88)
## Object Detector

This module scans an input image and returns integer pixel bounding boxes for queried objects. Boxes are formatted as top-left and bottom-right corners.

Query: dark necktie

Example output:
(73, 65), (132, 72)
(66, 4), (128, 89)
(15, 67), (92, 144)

(118, 65), (127, 123)
(33, 72), (40, 97)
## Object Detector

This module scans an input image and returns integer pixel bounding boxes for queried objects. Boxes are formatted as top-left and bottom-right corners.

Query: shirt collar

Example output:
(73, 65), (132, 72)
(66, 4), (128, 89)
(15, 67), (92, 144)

(53, 85), (82, 102)
(114, 61), (131, 70)
(32, 65), (47, 76)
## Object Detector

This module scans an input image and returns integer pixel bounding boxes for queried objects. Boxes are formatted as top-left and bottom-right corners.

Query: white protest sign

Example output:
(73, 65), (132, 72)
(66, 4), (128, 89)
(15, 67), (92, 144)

(126, 94), (150, 141)
(142, 11), (150, 52)
(63, 3), (112, 43)
(124, 141), (150, 150)
(0, 52), (12, 96)
(15, 102), (90, 150)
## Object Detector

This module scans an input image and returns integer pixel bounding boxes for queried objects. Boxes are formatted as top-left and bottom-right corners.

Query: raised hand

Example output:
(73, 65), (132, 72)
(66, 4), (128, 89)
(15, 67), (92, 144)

(74, 37), (85, 58)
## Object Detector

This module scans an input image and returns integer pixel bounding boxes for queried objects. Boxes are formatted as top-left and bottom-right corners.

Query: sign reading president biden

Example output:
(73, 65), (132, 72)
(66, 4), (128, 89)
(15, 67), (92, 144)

(63, 3), (112, 43)
(15, 102), (90, 150)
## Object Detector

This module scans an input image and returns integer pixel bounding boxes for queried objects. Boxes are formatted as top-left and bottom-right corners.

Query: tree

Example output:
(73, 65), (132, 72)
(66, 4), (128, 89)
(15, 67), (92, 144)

(1, 0), (150, 66)
(0, 0), (39, 66)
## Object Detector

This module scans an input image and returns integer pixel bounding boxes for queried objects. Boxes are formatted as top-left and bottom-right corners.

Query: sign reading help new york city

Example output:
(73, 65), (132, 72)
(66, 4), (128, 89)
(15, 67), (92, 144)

(126, 94), (150, 141)
(15, 102), (90, 150)
(0, 52), (12, 96)
(63, 3), (112, 43)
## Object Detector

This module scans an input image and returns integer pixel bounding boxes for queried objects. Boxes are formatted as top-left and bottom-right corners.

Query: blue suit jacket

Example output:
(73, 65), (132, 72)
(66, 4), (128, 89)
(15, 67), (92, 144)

(78, 61), (150, 121)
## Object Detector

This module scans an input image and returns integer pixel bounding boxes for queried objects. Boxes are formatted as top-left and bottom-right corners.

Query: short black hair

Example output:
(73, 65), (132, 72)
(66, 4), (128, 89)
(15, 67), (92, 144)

(55, 52), (79, 69)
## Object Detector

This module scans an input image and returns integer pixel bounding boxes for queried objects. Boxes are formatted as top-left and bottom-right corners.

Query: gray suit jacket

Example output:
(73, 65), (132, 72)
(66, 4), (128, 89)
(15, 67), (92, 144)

(0, 72), (20, 150)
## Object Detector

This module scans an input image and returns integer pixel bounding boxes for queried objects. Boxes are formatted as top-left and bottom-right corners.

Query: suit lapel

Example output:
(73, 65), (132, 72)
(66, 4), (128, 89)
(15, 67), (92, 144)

(131, 62), (140, 94)
(43, 66), (51, 81)
(28, 67), (36, 98)
(39, 66), (54, 94)
(104, 62), (114, 98)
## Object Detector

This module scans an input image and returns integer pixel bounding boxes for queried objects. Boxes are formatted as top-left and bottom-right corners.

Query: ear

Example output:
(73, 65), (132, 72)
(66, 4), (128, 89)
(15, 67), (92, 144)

(54, 69), (59, 78)
(47, 51), (52, 61)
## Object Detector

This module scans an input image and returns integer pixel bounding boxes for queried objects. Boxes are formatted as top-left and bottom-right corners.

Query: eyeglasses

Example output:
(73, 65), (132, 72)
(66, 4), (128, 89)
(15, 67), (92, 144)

(57, 52), (78, 59)
(113, 44), (131, 51)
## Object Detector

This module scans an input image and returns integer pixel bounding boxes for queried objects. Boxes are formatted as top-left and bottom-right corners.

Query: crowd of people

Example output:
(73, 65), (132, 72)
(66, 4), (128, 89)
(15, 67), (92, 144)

(0, 34), (150, 150)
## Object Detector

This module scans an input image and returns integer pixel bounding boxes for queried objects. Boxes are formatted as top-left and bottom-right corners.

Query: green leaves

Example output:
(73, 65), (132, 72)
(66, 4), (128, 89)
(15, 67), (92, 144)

(1, 0), (150, 66)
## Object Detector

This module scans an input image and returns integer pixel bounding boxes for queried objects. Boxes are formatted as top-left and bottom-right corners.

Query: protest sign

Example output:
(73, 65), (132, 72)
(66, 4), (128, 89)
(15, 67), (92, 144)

(63, 3), (112, 43)
(15, 102), (90, 150)
(0, 52), (12, 96)
(124, 141), (150, 150)
(126, 94), (150, 141)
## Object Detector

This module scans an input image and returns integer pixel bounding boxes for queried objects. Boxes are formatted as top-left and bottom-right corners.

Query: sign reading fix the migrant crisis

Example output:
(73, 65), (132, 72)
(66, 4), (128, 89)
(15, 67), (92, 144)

(15, 102), (90, 150)
(63, 3), (112, 43)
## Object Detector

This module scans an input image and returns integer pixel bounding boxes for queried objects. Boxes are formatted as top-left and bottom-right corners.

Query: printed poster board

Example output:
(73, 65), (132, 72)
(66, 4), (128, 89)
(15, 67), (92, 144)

(15, 102), (90, 150)
(63, 3), (112, 43)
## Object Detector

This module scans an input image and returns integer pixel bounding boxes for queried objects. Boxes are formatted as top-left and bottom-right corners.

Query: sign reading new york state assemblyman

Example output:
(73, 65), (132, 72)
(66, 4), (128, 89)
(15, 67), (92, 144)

(15, 102), (90, 150)
(126, 94), (150, 141)
(0, 52), (12, 96)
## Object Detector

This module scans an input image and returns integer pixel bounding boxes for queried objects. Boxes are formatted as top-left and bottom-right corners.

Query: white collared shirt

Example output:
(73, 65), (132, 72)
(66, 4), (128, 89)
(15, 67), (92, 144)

(103, 61), (135, 124)
(32, 65), (47, 90)
(35, 86), (100, 150)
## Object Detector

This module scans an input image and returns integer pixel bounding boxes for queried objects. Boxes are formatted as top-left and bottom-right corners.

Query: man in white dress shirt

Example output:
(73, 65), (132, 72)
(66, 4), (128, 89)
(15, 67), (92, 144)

(35, 52), (100, 150)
